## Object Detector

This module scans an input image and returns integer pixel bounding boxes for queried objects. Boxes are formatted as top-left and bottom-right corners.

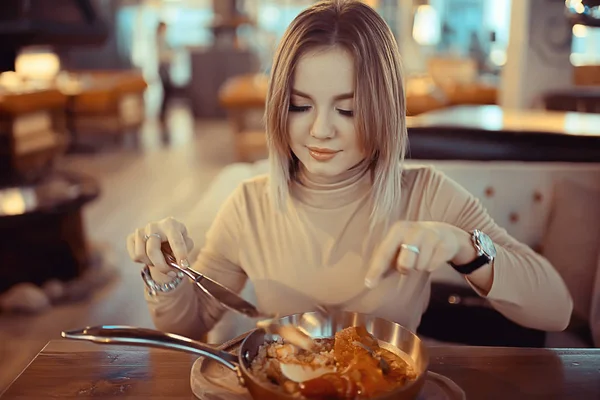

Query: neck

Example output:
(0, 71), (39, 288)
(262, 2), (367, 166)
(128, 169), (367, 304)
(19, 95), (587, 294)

(291, 160), (372, 209)
(298, 159), (370, 187)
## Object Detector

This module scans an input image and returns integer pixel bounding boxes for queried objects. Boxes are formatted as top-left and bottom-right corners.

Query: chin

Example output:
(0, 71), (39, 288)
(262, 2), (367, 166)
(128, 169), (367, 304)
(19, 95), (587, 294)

(303, 160), (346, 177)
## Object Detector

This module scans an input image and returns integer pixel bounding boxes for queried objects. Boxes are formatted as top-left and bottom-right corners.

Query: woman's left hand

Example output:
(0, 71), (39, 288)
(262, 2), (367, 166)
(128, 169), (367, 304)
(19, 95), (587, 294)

(364, 221), (477, 289)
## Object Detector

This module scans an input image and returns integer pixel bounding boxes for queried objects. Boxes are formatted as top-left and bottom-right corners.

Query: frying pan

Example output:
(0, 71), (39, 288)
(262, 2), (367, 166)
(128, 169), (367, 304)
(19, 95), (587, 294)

(62, 311), (429, 400)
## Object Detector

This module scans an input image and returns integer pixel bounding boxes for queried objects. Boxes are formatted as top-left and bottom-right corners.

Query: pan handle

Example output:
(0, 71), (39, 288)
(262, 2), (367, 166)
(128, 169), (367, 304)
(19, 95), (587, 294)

(62, 325), (240, 372)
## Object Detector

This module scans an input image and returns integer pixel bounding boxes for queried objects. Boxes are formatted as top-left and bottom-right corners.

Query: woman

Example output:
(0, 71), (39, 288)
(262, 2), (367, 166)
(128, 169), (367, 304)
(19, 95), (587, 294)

(127, 0), (572, 340)
(156, 21), (174, 124)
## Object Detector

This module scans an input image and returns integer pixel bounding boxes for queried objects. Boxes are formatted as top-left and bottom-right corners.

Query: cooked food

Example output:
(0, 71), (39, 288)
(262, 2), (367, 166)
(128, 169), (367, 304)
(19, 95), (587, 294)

(249, 326), (417, 399)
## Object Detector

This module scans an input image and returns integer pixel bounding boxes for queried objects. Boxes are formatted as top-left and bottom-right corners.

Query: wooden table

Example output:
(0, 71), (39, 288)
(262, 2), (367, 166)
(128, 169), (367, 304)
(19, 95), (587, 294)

(406, 105), (600, 162)
(2, 340), (599, 399)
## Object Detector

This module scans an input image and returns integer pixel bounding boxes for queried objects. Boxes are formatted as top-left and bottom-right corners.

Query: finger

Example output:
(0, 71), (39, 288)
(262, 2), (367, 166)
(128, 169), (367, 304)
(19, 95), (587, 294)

(413, 231), (437, 271)
(165, 228), (189, 267)
(146, 235), (169, 273)
(185, 236), (194, 253)
(365, 224), (409, 288)
(164, 218), (193, 266)
(134, 228), (152, 265)
(428, 241), (454, 272)
(394, 248), (409, 275)
(180, 222), (189, 237)
(145, 224), (169, 272)
(126, 233), (136, 261)
(164, 216), (188, 237)
(395, 225), (424, 272)
(396, 244), (420, 273)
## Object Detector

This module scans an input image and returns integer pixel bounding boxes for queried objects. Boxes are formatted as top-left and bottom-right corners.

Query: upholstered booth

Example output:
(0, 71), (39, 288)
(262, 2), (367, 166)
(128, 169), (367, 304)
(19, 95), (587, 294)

(186, 159), (600, 348)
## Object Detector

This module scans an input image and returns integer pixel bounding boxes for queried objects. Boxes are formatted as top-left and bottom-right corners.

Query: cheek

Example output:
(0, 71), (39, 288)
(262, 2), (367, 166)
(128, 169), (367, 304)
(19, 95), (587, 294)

(288, 117), (309, 144)
(342, 124), (363, 153)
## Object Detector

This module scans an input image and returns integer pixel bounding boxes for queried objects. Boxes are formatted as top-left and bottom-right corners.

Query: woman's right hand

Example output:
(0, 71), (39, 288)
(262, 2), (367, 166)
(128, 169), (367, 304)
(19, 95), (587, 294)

(126, 217), (194, 276)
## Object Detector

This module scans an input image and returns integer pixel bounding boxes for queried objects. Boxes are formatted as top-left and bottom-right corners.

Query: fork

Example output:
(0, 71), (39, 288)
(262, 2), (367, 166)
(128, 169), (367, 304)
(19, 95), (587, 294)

(352, 340), (391, 375)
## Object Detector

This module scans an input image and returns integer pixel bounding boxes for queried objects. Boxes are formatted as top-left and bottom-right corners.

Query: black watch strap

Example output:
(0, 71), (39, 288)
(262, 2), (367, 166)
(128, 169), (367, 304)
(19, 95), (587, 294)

(449, 254), (490, 275)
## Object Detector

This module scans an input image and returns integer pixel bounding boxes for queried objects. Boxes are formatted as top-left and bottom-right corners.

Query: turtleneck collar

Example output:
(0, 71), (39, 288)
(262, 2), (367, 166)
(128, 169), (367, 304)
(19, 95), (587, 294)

(291, 160), (372, 209)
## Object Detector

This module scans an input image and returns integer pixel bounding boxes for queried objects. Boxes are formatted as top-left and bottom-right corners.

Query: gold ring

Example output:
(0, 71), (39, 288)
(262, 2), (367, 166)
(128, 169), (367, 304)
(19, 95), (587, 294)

(400, 243), (420, 254)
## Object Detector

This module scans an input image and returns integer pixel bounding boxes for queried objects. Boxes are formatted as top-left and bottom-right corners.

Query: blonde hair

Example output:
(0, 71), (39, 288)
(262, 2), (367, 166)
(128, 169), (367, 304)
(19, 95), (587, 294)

(266, 0), (406, 225)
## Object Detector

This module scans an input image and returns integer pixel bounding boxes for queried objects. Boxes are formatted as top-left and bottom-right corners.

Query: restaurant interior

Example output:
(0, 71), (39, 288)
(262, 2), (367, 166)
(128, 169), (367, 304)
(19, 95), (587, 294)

(0, 0), (600, 398)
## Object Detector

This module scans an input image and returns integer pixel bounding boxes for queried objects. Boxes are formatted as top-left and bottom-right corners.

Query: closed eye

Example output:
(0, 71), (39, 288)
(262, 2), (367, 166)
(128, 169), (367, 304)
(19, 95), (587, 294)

(289, 104), (311, 112)
(337, 108), (354, 117)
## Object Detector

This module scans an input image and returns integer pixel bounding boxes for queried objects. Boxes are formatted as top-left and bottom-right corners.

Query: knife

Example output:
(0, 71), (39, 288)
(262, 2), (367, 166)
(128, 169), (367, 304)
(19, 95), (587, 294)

(159, 242), (269, 319)
(158, 243), (320, 351)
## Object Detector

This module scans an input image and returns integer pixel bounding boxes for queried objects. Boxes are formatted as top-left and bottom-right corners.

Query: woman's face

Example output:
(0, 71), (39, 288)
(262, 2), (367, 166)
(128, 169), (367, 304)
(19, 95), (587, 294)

(288, 46), (365, 178)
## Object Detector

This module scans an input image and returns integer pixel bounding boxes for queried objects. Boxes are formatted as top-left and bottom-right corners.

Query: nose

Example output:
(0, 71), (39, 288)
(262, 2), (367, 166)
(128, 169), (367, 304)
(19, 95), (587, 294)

(310, 110), (333, 139)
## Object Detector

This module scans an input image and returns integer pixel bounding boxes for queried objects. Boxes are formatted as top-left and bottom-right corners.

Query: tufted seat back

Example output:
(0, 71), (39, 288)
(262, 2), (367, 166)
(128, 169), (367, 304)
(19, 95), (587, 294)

(405, 161), (600, 287)
(422, 161), (599, 247)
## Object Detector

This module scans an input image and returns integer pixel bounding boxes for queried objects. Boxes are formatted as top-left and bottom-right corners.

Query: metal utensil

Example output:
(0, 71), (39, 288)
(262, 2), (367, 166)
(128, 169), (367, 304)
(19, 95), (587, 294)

(159, 243), (318, 351)
(352, 340), (391, 375)
(160, 242), (267, 319)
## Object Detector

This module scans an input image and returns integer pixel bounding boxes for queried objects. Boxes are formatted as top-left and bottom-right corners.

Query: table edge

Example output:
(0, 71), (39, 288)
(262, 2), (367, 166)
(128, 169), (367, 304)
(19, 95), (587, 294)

(0, 341), (53, 397)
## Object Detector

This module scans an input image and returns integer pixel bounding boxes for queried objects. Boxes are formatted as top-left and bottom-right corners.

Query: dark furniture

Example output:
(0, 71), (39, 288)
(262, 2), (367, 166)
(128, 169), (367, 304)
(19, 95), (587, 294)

(0, 0), (107, 293)
(543, 88), (600, 114)
(0, 172), (99, 294)
(406, 105), (600, 162)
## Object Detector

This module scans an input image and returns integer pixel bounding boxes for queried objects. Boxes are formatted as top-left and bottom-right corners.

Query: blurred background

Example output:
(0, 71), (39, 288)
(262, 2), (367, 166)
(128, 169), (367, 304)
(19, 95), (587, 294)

(1, 0), (600, 394)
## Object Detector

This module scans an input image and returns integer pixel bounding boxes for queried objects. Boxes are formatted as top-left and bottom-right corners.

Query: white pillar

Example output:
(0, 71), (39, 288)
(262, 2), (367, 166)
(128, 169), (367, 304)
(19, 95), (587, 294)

(500, 0), (574, 110)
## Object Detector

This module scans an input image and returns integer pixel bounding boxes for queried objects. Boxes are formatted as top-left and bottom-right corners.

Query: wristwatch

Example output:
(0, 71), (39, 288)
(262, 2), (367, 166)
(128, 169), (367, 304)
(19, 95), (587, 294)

(449, 229), (496, 274)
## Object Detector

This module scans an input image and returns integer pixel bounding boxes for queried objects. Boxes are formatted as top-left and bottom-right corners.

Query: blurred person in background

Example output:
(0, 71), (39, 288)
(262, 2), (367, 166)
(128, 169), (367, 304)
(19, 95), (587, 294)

(157, 21), (174, 126)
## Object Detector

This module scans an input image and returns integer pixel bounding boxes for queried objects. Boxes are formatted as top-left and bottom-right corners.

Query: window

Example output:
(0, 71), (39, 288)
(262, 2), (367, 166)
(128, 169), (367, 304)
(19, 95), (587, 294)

(571, 24), (600, 65)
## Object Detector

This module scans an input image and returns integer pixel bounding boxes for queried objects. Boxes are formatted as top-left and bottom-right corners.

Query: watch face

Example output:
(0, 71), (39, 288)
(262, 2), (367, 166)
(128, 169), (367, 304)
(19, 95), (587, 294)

(477, 231), (497, 258)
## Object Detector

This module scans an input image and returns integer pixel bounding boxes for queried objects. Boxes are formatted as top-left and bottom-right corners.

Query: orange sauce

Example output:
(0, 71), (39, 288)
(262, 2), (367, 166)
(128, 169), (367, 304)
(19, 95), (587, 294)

(298, 326), (416, 399)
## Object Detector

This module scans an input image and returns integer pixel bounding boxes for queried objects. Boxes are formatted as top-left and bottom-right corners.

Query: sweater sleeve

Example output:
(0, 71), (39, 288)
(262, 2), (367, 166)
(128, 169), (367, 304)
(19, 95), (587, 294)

(144, 185), (249, 339)
(423, 167), (573, 331)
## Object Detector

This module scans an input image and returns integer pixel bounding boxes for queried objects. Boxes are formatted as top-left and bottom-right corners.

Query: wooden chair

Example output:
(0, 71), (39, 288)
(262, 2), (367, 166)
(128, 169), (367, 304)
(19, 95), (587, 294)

(61, 70), (147, 149)
(218, 73), (269, 162)
(0, 87), (68, 184)
(426, 57), (497, 107)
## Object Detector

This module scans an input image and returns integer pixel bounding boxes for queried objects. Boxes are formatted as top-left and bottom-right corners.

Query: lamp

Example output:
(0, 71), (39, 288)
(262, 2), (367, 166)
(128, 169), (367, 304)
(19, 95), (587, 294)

(15, 47), (61, 81)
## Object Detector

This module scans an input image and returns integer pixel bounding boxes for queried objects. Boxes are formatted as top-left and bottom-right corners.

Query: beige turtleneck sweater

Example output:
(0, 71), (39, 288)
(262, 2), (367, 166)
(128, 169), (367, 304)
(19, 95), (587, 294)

(144, 165), (573, 339)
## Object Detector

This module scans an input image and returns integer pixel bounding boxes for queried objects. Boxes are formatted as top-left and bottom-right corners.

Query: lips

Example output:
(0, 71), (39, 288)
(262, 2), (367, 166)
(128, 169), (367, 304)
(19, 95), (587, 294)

(308, 147), (338, 154)
(307, 147), (340, 161)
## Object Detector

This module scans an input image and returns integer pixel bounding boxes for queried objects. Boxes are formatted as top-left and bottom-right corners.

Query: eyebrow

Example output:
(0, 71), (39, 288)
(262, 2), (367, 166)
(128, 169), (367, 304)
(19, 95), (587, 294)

(291, 89), (354, 100)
